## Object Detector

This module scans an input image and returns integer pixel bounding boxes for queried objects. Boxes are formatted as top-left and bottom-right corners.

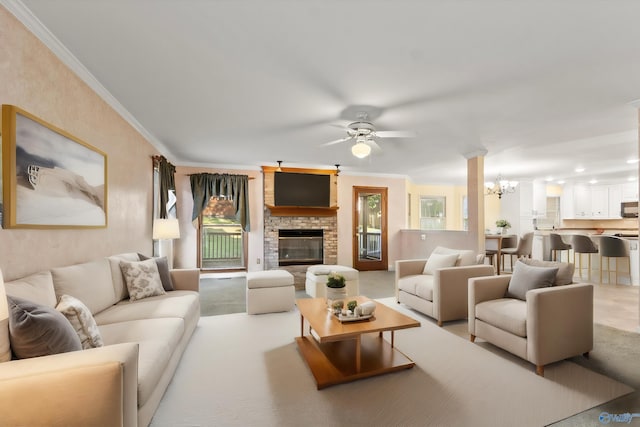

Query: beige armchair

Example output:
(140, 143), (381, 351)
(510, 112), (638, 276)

(468, 262), (593, 376)
(396, 247), (494, 326)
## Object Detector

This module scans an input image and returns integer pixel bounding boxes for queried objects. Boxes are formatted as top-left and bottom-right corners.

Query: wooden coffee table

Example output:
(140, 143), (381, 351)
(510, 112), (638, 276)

(295, 296), (420, 389)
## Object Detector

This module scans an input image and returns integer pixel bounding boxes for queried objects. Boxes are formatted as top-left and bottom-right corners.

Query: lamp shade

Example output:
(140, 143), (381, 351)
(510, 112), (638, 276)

(153, 218), (180, 240)
(351, 141), (372, 159)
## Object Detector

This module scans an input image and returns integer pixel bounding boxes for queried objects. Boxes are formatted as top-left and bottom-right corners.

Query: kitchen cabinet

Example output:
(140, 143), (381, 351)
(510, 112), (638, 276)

(608, 184), (622, 219)
(572, 184), (591, 218)
(562, 183), (624, 219)
(622, 182), (639, 202)
(590, 186), (608, 218)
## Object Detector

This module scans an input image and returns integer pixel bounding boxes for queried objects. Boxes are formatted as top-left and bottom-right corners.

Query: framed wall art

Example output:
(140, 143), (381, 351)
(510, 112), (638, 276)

(1, 105), (107, 228)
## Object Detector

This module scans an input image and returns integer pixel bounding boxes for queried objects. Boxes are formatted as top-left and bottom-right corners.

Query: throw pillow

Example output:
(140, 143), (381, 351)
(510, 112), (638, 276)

(120, 258), (166, 302)
(138, 254), (175, 291)
(56, 294), (104, 349)
(519, 258), (575, 286)
(423, 253), (460, 275)
(506, 261), (559, 301)
(7, 295), (82, 359)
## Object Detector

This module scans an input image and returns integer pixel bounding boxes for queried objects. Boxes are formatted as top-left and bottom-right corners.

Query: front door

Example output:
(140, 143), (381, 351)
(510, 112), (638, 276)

(353, 187), (388, 271)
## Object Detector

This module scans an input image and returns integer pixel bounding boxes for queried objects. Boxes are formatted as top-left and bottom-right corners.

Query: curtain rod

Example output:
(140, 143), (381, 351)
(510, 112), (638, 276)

(187, 172), (255, 180)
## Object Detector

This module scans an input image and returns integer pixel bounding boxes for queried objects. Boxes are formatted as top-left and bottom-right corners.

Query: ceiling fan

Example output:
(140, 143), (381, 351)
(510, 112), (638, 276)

(322, 112), (417, 158)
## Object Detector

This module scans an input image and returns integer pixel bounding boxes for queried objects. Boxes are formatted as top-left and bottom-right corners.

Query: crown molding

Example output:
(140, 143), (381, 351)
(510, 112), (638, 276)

(1, 0), (173, 159)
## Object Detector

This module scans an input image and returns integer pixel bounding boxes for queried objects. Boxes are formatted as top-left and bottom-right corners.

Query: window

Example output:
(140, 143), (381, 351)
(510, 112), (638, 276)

(462, 196), (468, 231)
(536, 196), (561, 229)
(200, 197), (245, 270)
(420, 196), (446, 230)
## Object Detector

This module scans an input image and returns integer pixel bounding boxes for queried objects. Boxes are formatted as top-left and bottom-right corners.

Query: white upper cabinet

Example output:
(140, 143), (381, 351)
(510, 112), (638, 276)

(562, 183), (624, 219)
(622, 182), (639, 202)
(572, 184), (591, 218)
(590, 185), (609, 218)
(608, 184), (622, 219)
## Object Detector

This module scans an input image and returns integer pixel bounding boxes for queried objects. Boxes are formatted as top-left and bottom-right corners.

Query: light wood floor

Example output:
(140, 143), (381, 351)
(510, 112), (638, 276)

(593, 283), (639, 332)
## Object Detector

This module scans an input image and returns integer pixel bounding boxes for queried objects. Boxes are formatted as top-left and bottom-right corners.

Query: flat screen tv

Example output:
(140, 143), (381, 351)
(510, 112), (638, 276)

(274, 172), (330, 207)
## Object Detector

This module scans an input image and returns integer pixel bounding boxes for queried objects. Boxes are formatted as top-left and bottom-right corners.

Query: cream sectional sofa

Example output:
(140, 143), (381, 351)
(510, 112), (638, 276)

(0, 253), (200, 427)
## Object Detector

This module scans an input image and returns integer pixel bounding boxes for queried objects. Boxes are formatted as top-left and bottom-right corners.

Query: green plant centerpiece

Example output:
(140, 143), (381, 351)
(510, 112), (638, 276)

(326, 272), (346, 288)
(332, 300), (344, 314)
(347, 300), (358, 313)
(495, 219), (511, 234)
(326, 272), (347, 308)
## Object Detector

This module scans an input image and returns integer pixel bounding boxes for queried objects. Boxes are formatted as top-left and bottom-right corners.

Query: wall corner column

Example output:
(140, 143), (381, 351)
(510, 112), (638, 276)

(465, 151), (487, 255)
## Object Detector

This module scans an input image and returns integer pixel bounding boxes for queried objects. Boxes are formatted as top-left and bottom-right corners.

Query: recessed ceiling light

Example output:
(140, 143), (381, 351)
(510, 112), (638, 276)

(628, 176), (637, 181)
(545, 176), (554, 182)
(557, 180), (566, 185)
(589, 179), (598, 184)
(626, 158), (640, 164)
(575, 167), (585, 173)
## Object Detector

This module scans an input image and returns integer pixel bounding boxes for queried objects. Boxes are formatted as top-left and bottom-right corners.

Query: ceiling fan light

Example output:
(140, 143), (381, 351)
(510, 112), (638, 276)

(351, 141), (371, 159)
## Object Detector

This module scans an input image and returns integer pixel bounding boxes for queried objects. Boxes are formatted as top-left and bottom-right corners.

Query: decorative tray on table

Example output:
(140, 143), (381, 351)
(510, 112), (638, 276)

(333, 313), (373, 323)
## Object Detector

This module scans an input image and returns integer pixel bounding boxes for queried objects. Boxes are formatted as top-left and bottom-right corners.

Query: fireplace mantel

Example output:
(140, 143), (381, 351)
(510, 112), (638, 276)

(265, 205), (338, 217)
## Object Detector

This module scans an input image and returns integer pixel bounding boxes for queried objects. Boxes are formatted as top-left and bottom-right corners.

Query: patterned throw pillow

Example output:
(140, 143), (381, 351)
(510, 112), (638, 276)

(119, 258), (166, 301)
(56, 294), (104, 349)
(7, 295), (82, 359)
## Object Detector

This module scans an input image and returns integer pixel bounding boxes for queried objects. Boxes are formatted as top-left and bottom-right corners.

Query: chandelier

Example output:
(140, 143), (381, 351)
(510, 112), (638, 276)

(485, 174), (518, 199)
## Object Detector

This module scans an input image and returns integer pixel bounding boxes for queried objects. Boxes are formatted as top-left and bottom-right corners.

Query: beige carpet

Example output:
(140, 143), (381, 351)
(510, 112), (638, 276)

(151, 299), (633, 427)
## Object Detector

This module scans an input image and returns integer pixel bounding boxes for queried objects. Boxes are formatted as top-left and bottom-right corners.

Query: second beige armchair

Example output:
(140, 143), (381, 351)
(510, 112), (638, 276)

(396, 246), (494, 326)
(468, 260), (593, 376)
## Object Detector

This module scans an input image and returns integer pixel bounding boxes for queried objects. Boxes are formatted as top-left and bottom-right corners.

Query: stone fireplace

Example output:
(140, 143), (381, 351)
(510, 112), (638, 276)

(264, 210), (337, 289)
(261, 165), (339, 289)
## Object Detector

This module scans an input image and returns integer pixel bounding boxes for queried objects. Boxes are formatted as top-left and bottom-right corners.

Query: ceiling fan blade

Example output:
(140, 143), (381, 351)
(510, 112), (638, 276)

(329, 123), (349, 130)
(376, 130), (417, 138)
(321, 136), (352, 146)
(367, 139), (382, 151)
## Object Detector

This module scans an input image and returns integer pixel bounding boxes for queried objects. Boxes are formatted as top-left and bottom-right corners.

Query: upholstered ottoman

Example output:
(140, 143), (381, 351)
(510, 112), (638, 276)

(305, 265), (360, 298)
(246, 270), (295, 314)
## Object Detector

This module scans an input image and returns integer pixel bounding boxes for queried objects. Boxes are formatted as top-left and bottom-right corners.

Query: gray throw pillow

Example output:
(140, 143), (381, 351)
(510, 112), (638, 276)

(138, 254), (175, 291)
(506, 261), (559, 301)
(519, 258), (575, 286)
(7, 295), (82, 359)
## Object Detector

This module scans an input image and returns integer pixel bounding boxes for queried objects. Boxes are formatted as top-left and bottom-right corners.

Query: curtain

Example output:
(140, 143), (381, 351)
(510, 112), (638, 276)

(158, 156), (176, 219)
(190, 173), (250, 232)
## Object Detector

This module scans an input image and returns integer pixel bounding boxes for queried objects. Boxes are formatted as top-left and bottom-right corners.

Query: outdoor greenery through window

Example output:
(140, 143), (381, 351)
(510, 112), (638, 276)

(200, 197), (244, 269)
(420, 196), (446, 230)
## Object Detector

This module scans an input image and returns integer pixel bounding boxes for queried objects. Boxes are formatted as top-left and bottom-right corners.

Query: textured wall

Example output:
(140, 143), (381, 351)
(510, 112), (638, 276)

(0, 6), (156, 280)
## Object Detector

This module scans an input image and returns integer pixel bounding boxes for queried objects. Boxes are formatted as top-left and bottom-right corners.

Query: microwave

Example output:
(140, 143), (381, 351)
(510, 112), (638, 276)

(621, 201), (639, 218)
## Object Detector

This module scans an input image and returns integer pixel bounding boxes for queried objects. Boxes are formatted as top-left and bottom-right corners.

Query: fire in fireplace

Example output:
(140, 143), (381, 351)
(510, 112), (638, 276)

(278, 229), (323, 266)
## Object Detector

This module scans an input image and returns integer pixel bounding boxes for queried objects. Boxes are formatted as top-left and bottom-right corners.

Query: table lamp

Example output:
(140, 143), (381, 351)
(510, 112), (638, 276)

(153, 218), (180, 269)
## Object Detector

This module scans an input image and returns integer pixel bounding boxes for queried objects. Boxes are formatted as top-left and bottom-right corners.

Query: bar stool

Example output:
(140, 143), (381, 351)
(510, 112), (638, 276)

(501, 232), (533, 272)
(571, 234), (598, 280)
(598, 235), (630, 285)
(550, 233), (572, 262)
(485, 250), (497, 272)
